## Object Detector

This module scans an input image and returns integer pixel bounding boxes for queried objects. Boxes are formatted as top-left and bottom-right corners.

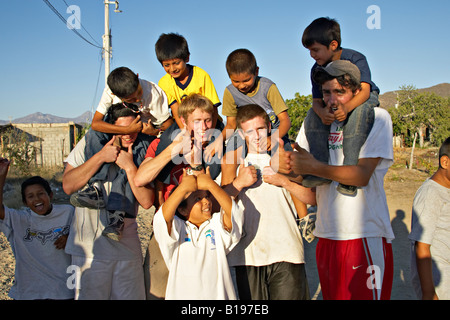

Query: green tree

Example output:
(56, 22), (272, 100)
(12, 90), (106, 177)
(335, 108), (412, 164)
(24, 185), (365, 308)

(1, 127), (36, 176)
(286, 93), (312, 140)
(389, 85), (450, 169)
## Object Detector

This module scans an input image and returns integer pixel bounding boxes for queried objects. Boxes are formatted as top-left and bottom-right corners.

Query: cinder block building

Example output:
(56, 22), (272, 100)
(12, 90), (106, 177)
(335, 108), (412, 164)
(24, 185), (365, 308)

(0, 122), (82, 167)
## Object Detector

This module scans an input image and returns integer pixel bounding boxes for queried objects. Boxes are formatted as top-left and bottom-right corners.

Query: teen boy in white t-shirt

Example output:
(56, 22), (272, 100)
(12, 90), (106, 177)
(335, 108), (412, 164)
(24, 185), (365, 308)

(279, 60), (395, 300)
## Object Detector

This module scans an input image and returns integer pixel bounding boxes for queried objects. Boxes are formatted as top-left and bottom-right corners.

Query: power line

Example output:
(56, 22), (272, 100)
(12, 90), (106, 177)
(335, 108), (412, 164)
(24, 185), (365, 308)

(42, 0), (103, 49)
(90, 51), (104, 122)
(61, 0), (102, 48)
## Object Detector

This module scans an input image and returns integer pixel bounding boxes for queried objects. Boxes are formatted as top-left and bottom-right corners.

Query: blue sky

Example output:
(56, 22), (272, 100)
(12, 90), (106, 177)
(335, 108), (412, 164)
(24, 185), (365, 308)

(1, 0), (449, 121)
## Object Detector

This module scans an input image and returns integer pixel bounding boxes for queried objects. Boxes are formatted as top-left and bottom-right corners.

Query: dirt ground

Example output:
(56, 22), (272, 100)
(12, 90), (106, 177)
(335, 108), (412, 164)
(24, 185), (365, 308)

(0, 147), (439, 300)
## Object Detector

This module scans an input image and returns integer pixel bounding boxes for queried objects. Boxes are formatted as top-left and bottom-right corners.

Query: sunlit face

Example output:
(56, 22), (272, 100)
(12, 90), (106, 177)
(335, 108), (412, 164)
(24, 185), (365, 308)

(307, 41), (336, 66)
(182, 108), (213, 145)
(322, 78), (358, 112)
(180, 190), (212, 227)
(115, 116), (139, 148)
(229, 71), (258, 94)
(23, 184), (53, 215)
(121, 84), (143, 104)
(240, 116), (270, 154)
(162, 58), (189, 80)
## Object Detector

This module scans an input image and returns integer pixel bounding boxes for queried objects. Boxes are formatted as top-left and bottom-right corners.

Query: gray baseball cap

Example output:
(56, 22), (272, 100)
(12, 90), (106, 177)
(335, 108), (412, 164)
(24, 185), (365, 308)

(314, 60), (361, 84)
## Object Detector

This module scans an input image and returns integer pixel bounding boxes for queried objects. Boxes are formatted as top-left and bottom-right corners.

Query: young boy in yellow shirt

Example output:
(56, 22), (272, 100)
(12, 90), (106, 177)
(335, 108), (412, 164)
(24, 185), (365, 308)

(155, 33), (222, 130)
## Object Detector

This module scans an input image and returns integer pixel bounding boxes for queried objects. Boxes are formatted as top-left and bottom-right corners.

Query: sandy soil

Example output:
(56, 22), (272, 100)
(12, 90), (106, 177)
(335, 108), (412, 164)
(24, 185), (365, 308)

(0, 147), (438, 300)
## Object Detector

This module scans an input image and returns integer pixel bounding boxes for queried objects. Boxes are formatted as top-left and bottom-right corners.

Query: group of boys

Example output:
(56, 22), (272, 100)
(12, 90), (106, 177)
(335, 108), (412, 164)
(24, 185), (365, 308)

(0, 17), (447, 301)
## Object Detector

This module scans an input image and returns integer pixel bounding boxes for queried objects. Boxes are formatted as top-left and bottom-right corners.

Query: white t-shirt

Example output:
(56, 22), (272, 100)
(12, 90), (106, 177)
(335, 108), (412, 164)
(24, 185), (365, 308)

(64, 136), (142, 261)
(153, 201), (244, 300)
(296, 107), (395, 241)
(0, 204), (74, 300)
(97, 79), (171, 126)
(409, 178), (450, 299)
(227, 152), (305, 267)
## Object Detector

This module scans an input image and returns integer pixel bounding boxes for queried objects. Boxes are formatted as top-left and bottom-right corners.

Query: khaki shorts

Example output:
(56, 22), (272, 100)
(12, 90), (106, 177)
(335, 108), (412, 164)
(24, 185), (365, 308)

(71, 255), (145, 300)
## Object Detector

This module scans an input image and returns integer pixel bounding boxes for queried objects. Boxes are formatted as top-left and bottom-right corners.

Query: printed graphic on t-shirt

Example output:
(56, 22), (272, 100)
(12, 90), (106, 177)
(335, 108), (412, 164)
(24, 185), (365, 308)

(183, 228), (216, 250)
(206, 229), (216, 249)
(23, 225), (70, 245)
(329, 125), (343, 150)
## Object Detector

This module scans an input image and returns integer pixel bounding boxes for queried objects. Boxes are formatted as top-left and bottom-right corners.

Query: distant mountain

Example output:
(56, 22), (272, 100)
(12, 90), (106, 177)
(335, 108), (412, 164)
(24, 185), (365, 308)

(2, 83), (449, 124)
(0, 111), (93, 126)
(379, 83), (450, 109)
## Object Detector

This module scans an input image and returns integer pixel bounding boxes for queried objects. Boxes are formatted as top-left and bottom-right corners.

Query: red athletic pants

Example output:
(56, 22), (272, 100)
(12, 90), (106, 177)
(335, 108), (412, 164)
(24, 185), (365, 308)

(316, 237), (393, 300)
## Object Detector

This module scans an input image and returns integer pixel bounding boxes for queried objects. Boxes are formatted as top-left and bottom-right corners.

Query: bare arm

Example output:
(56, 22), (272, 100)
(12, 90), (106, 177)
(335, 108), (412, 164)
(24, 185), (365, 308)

(160, 172), (197, 235)
(0, 158), (11, 220)
(221, 147), (257, 198)
(134, 132), (185, 187)
(275, 111), (291, 140)
(197, 168), (233, 230)
(343, 82), (371, 113)
(287, 143), (380, 187)
(415, 241), (439, 300)
(170, 102), (184, 129)
(312, 98), (335, 125)
(262, 166), (316, 206)
(221, 116), (237, 141)
(91, 111), (143, 135)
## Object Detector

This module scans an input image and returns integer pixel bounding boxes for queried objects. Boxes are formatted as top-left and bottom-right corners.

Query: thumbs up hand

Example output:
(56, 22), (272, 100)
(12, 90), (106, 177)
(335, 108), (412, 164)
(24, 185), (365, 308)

(234, 162), (258, 190)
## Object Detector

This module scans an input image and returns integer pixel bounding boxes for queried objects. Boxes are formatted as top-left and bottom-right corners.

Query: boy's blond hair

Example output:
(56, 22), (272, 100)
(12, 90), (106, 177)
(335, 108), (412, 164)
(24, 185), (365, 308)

(178, 94), (214, 120)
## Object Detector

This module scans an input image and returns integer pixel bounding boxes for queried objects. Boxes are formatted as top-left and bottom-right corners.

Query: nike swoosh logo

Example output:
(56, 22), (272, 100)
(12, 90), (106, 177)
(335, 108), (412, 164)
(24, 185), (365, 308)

(352, 265), (363, 270)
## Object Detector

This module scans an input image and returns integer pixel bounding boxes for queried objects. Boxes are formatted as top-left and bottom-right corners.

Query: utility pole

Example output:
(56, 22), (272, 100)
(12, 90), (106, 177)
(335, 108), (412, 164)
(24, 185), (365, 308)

(103, 0), (122, 87)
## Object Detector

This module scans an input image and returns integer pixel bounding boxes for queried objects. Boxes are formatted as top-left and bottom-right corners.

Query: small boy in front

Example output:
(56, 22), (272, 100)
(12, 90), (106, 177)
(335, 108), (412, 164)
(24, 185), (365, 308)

(155, 32), (222, 130)
(301, 17), (380, 195)
(153, 168), (244, 300)
(0, 158), (74, 300)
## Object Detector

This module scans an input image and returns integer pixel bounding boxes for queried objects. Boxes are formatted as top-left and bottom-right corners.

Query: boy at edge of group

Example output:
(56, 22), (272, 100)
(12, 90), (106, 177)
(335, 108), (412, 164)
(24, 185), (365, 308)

(283, 60), (395, 300)
(301, 17), (380, 196)
(70, 67), (172, 240)
(0, 158), (74, 300)
(153, 168), (244, 299)
(409, 137), (450, 300)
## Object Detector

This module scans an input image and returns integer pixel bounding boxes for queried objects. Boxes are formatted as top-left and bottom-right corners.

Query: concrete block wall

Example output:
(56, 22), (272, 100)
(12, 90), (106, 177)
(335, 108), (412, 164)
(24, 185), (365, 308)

(12, 122), (82, 167)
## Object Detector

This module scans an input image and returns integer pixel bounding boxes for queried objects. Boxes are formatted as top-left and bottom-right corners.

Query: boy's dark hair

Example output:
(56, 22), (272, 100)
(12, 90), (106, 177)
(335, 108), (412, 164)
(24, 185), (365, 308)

(313, 69), (361, 93)
(438, 136), (450, 168)
(302, 17), (342, 49)
(107, 67), (139, 98)
(236, 104), (270, 129)
(155, 33), (190, 64)
(21, 176), (52, 203)
(225, 48), (258, 76)
(106, 102), (139, 124)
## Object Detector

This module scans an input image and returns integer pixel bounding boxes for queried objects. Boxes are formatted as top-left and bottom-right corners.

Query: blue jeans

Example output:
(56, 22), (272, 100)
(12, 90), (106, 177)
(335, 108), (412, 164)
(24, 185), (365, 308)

(304, 92), (378, 166)
(84, 129), (153, 217)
